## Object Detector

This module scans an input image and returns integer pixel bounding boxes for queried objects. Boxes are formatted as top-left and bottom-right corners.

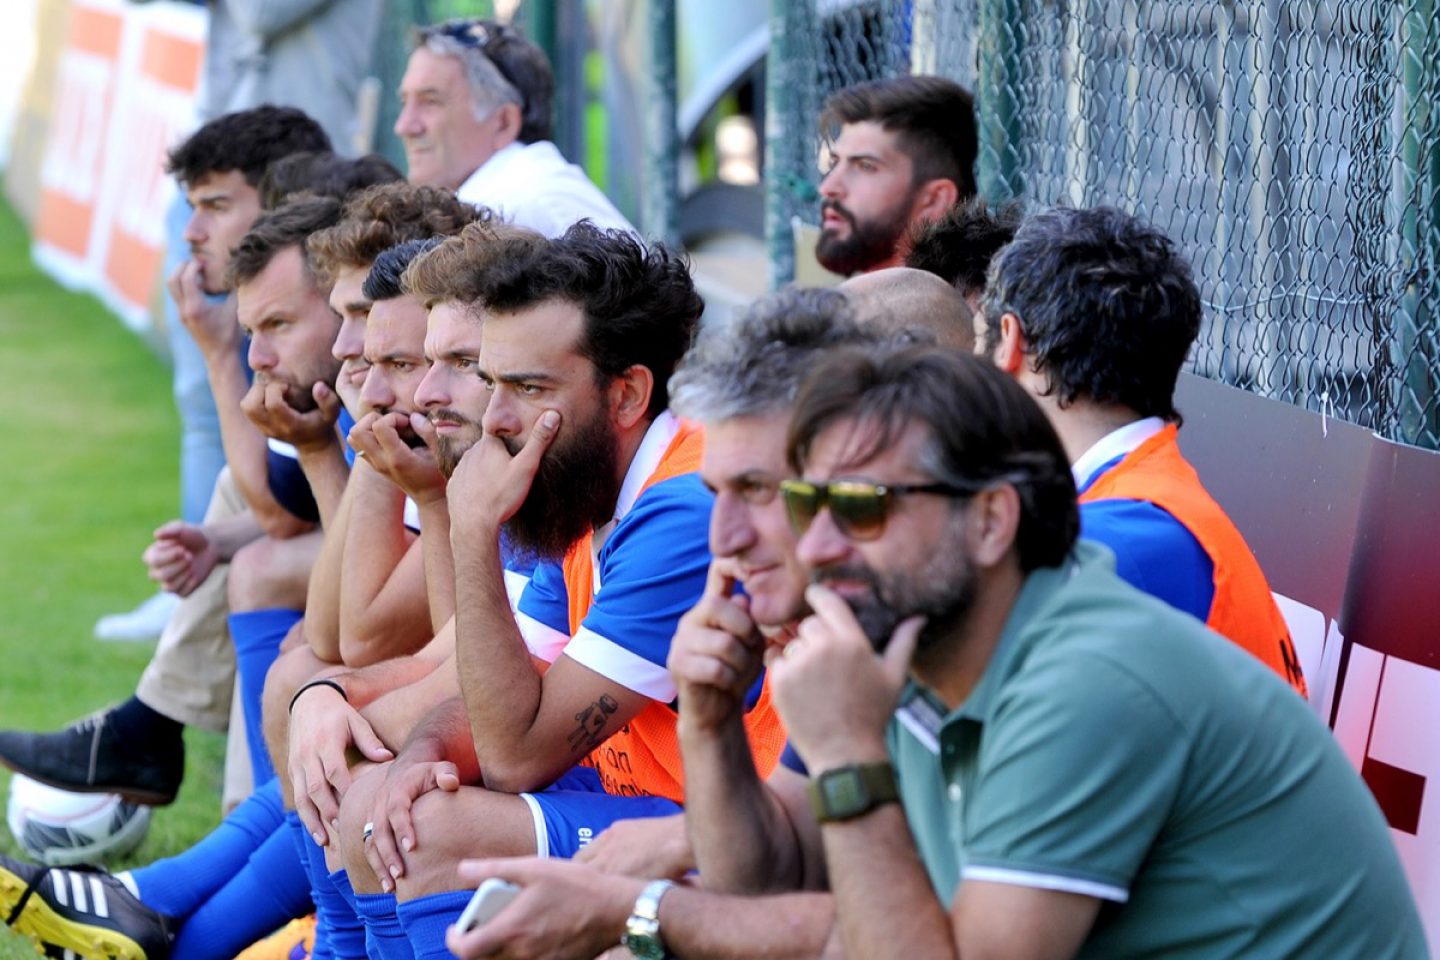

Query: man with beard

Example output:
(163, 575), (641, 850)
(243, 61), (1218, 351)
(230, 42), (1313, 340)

(281, 224), (780, 960)
(752, 343), (1422, 959)
(814, 76), (976, 277)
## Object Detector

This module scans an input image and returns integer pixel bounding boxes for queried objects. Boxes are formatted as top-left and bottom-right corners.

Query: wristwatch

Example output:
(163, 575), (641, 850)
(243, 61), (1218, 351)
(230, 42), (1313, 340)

(809, 761), (900, 823)
(621, 879), (676, 959)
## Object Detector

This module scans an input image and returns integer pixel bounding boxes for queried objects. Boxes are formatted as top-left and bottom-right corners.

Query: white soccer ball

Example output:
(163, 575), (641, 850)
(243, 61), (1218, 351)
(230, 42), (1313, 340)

(5, 774), (151, 866)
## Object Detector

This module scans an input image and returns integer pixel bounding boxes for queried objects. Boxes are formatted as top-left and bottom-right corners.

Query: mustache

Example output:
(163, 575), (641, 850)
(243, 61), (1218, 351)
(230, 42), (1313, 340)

(820, 198), (857, 228)
(427, 407), (474, 429)
(810, 563), (881, 593)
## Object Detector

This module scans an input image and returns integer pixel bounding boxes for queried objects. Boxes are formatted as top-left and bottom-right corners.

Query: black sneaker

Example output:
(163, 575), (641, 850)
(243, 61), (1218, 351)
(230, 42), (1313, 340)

(0, 710), (183, 806)
(1, 855), (175, 959)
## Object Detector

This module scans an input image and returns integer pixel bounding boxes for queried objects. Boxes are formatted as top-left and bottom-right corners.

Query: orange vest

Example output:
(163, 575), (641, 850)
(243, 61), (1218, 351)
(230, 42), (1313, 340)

(1079, 424), (1308, 697)
(562, 422), (788, 803)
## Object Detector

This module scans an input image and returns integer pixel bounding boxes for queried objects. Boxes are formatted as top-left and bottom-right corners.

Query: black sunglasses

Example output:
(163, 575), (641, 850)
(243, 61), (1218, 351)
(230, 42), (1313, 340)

(779, 478), (978, 541)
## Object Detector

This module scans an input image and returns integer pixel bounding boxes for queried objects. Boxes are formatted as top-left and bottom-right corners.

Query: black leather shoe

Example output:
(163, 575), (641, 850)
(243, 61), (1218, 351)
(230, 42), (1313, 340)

(1, 855), (176, 959)
(0, 710), (183, 806)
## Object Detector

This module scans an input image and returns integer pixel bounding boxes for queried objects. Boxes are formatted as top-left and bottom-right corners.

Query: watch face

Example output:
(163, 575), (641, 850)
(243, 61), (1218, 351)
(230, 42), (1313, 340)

(823, 768), (868, 813)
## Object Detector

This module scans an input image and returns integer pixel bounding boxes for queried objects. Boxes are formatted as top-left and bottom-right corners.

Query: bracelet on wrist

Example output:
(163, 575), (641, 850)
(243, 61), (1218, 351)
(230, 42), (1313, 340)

(288, 678), (349, 715)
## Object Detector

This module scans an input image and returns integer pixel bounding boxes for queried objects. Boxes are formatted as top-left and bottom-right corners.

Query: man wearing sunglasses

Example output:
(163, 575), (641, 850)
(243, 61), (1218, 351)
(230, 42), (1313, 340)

(984, 206), (1307, 695)
(764, 343), (1421, 959)
(440, 337), (1421, 960)
(397, 19), (632, 238)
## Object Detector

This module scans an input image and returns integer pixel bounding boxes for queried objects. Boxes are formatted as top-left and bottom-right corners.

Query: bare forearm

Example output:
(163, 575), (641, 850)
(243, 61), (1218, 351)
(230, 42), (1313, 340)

(822, 807), (957, 960)
(330, 656), (445, 713)
(339, 468), (417, 657)
(205, 511), (265, 562)
(681, 715), (803, 893)
(451, 522), (544, 775)
(416, 499), (455, 631)
(205, 352), (300, 534)
(303, 480), (358, 663)
(297, 441), (350, 528)
(341, 545), (432, 666)
(362, 656), (460, 748)
(662, 890), (837, 960)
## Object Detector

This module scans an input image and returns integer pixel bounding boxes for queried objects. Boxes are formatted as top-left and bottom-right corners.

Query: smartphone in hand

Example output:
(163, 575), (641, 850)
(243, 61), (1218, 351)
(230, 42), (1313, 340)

(455, 878), (522, 934)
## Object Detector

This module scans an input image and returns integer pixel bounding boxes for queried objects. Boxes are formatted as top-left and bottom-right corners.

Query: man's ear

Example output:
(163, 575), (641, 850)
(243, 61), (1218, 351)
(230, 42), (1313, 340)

(610, 364), (654, 430)
(911, 178), (960, 225)
(991, 312), (1028, 375)
(968, 484), (1021, 569)
(491, 103), (523, 149)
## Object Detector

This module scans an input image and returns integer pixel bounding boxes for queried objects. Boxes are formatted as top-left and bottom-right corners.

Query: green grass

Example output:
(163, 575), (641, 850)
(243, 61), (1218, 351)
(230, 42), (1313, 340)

(0, 194), (225, 956)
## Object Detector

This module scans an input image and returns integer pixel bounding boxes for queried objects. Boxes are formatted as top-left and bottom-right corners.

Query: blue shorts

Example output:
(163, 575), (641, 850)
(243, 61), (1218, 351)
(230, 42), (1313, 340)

(520, 766), (681, 859)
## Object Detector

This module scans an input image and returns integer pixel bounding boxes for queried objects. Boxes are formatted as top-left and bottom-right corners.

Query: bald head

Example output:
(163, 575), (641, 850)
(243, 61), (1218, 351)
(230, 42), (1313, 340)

(839, 267), (974, 351)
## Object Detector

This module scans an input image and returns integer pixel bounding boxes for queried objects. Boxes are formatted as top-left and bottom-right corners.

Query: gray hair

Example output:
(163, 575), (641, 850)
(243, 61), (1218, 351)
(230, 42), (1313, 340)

(421, 33), (523, 121)
(670, 286), (888, 423)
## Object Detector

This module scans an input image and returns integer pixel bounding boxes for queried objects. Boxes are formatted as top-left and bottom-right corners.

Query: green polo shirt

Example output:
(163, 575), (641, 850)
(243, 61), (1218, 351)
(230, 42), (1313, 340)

(888, 543), (1425, 958)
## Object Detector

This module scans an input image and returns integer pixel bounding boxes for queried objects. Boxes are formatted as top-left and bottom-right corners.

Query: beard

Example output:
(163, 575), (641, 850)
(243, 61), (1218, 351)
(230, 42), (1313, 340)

(431, 408), (483, 478)
(503, 404), (623, 560)
(815, 197), (915, 276)
(811, 529), (977, 652)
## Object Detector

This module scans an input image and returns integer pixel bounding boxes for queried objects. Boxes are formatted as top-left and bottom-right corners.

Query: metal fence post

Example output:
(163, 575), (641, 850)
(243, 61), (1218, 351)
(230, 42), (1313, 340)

(763, 0), (811, 288)
(976, 0), (1025, 202)
(1397, 0), (1440, 445)
(642, 0), (679, 248)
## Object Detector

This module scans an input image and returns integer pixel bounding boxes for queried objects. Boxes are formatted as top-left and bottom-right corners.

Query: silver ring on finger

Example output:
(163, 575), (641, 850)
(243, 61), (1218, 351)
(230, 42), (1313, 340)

(362, 821), (374, 842)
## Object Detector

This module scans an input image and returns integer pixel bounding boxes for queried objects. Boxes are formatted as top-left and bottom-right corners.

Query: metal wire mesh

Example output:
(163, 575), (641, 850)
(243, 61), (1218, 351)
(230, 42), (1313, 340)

(766, 0), (1440, 450)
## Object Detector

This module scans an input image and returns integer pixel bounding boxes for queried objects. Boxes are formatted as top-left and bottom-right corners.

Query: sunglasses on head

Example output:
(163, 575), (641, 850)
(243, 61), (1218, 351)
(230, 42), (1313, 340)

(434, 20), (524, 92)
(778, 478), (980, 541)
(436, 19), (516, 50)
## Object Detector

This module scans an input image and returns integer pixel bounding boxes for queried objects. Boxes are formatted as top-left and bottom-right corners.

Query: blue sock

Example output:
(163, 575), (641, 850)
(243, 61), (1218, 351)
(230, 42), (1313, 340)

(167, 817), (314, 960)
(229, 607), (302, 786)
(285, 809), (315, 871)
(396, 891), (472, 960)
(355, 892), (416, 960)
(130, 778), (286, 919)
(294, 819), (365, 960)
(325, 869), (370, 960)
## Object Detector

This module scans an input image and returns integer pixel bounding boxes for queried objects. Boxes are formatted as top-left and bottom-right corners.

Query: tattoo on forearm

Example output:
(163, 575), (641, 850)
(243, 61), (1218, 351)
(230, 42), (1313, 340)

(567, 694), (619, 753)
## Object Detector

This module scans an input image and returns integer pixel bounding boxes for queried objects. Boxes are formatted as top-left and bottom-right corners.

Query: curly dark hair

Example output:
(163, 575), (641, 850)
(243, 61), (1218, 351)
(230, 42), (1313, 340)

(227, 195), (344, 290)
(820, 76), (977, 197)
(166, 105), (331, 188)
(979, 206), (1202, 422)
(306, 182), (490, 284)
(788, 343), (1078, 572)
(906, 196), (1023, 298)
(402, 220), (547, 308)
(472, 223), (703, 419)
(258, 152), (403, 209)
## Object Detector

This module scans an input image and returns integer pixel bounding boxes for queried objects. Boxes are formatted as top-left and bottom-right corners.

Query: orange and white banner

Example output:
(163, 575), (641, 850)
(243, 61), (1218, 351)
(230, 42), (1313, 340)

(30, 0), (204, 331)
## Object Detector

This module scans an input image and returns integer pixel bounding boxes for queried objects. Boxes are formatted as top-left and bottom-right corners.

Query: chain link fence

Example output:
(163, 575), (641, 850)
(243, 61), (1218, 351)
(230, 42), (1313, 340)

(765, 0), (1440, 450)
